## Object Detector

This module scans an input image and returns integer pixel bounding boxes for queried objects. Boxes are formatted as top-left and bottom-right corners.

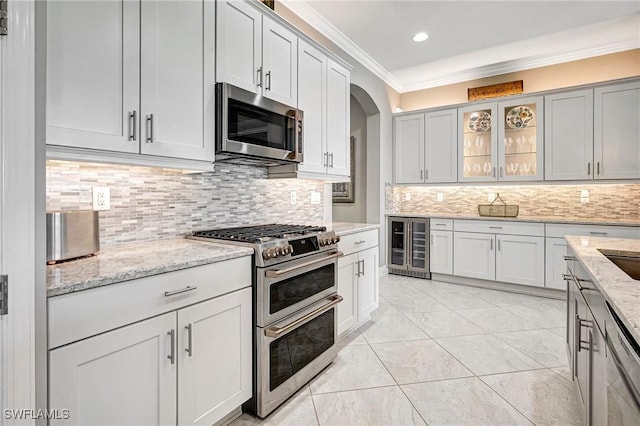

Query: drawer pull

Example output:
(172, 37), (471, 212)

(489, 226), (503, 229)
(434, 223), (447, 227)
(354, 240), (366, 245)
(589, 232), (608, 236)
(563, 256), (576, 261)
(164, 286), (197, 297)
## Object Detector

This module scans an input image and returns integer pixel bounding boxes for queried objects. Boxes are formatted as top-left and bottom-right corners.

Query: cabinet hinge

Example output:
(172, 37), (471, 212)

(0, 0), (7, 36)
(0, 275), (7, 315)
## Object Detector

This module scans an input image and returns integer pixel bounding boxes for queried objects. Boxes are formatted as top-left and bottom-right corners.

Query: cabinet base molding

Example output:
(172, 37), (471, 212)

(430, 273), (565, 300)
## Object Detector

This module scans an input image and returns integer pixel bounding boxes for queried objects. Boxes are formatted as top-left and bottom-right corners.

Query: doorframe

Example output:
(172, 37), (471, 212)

(0, 0), (43, 424)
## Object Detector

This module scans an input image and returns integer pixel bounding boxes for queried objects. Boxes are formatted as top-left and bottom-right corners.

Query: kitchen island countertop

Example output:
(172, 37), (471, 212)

(566, 236), (640, 345)
(386, 213), (640, 227)
(47, 238), (253, 297)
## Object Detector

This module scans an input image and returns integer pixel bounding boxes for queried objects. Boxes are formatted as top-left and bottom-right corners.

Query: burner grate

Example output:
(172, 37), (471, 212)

(192, 224), (327, 243)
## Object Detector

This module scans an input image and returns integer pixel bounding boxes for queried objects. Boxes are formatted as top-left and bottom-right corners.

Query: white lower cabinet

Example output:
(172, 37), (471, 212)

(453, 232), (495, 281)
(49, 313), (177, 426)
(429, 229), (453, 275)
(495, 235), (544, 287)
(48, 259), (253, 426)
(337, 230), (379, 337)
(546, 237), (568, 290)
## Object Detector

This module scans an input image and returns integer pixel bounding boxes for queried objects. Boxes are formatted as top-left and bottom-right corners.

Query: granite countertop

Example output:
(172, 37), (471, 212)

(325, 222), (381, 236)
(47, 238), (253, 297)
(565, 236), (640, 345)
(385, 213), (640, 227)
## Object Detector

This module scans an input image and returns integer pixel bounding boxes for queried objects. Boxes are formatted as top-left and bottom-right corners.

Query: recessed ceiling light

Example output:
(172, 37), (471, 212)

(413, 32), (429, 42)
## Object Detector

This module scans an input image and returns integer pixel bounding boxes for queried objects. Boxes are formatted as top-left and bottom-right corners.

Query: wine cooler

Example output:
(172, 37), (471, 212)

(387, 216), (430, 278)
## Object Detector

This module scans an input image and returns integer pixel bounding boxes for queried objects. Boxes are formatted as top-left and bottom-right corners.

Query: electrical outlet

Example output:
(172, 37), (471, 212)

(580, 190), (590, 203)
(488, 193), (496, 202)
(310, 191), (321, 205)
(437, 193), (444, 202)
(405, 193), (411, 201)
(290, 190), (297, 205)
(92, 186), (111, 211)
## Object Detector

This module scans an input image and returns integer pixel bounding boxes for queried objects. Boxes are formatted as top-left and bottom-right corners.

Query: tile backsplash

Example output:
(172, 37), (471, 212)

(47, 160), (326, 247)
(386, 183), (640, 222)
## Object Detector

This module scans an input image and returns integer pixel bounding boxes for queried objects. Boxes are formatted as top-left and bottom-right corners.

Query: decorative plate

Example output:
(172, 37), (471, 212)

(506, 106), (534, 129)
(467, 111), (492, 132)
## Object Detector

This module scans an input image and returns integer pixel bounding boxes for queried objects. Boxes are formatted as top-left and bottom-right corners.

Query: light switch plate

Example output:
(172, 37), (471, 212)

(437, 193), (444, 202)
(290, 190), (297, 205)
(580, 190), (589, 203)
(310, 191), (321, 205)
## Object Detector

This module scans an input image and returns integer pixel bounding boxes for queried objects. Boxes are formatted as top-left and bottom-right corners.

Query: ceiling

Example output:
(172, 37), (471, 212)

(280, 0), (640, 92)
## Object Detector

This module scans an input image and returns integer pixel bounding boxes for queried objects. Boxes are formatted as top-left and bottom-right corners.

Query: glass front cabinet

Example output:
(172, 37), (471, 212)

(458, 96), (543, 182)
(387, 217), (430, 278)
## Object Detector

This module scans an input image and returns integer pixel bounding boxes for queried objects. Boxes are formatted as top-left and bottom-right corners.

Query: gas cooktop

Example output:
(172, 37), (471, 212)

(192, 224), (328, 243)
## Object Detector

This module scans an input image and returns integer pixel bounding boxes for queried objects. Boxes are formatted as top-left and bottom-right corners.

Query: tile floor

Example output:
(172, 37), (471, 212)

(231, 275), (582, 426)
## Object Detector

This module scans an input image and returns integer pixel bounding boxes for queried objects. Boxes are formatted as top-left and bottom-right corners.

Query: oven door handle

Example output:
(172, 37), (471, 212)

(265, 294), (343, 338)
(265, 251), (343, 278)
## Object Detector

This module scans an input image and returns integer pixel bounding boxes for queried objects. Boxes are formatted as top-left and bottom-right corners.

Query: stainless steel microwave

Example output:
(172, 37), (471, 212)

(215, 83), (303, 165)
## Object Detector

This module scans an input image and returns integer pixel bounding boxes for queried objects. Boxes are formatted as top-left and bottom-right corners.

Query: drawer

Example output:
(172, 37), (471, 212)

(454, 220), (544, 237)
(48, 256), (252, 349)
(338, 229), (378, 256)
(430, 219), (453, 231)
(546, 223), (640, 239)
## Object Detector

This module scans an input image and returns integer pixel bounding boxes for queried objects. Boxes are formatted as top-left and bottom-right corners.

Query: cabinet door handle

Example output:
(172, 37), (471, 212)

(324, 152), (328, 167)
(490, 239), (493, 251)
(185, 324), (193, 357)
(330, 152), (334, 168)
(425, 169), (428, 180)
(360, 260), (365, 277)
(146, 114), (154, 143)
(562, 273), (572, 281)
(430, 234), (434, 245)
(492, 166), (496, 178)
(164, 285), (197, 297)
(420, 170), (423, 180)
(257, 67), (263, 88)
(265, 70), (271, 91)
(167, 329), (175, 365)
(577, 317), (593, 352)
(497, 239), (501, 251)
(128, 111), (137, 141)
(597, 161), (600, 176)
(500, 166), (503, 177)
(587, 162), (591, 176)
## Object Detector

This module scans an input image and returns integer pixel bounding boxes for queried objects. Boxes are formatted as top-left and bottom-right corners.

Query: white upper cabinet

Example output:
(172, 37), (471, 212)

(594, 81), (640, 179)
(545, 89), (594, 180)
(46, 0), (140, 153)
(217, 0), (298, 107)
(262, 16), (298, 106)
(215, 0), (262, 93)
(394, 114), (424, 183)
(297, 40), (327, 175)
(425, 109), (458, 182)
(326, 59), (351, 177)
(47, 0), (214, 162)
(497, 96), (544, 181)
(393, 109), (457, 183)
(458, 102), (498, 182)
(140, 0), (214, 160)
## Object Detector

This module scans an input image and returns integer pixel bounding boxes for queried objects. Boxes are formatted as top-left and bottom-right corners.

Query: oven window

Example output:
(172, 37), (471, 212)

(270, 263), (335, 314)
(270, 309), (334, 391)
(228, 99), (294, 150)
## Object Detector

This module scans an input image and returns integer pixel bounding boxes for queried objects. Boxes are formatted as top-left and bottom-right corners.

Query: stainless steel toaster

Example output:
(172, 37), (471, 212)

(46, 210), (100, 263)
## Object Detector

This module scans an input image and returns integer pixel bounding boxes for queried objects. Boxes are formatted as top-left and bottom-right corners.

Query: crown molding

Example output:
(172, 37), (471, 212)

(281, 1), (639, 94)
(279, 0), (402, 91)
(400, 40), (640, 93)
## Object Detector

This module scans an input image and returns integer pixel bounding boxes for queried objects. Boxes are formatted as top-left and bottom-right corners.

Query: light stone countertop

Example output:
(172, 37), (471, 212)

(565, 236), (640, 345)
(47, 238), (253, 297)
(325, 222), (381, 236)
(386, 213), (640, 227)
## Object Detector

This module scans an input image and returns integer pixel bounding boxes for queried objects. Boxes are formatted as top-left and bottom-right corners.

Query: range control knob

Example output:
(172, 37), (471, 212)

(320, 237), (331, 246)
(262, 248), (274, 260)
(275, 246), (283, 257)
(335, 235), (341, 243)
(285, 245), (293, 254)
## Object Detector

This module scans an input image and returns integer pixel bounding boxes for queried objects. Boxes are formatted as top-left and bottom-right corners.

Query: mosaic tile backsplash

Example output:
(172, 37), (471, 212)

(386, 184), (640, 222)
(47, 160), (326, 247)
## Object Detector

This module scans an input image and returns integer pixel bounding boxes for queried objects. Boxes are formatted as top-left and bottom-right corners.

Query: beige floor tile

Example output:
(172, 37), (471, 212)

(371, 339), (473, 384)
(337, 329), (367, 347)
(359, 314), (429, 343)
(404, 310), (486, 338)
(309, 345), (395, 394)
(425, 290), (495, 310)
(456, 306), (541, 332)
(402, 378), (533, 425)
(384, 293), (450, 314)
(313, 386), (426, 426)
(493, 329), (568, 368)
(480, 369), (583, 426)
(436, 334), (545, 375)
(503, 303), (566, 329)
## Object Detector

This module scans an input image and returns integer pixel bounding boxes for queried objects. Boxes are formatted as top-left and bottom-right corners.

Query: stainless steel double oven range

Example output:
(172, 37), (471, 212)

(190, 224), (343, 418)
